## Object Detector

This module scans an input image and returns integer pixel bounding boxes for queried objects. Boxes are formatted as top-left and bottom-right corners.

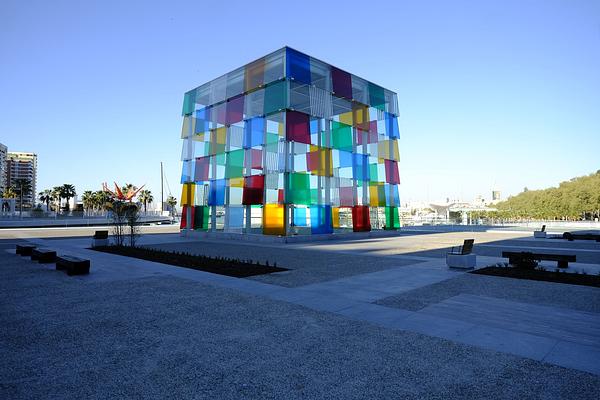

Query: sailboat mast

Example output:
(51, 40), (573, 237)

(160, 161), (164, 213)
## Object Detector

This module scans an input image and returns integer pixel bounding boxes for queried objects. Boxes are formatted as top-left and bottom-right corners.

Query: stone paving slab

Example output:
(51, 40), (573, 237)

(420, 294), (600, 347)
(544, 341), (600, 376)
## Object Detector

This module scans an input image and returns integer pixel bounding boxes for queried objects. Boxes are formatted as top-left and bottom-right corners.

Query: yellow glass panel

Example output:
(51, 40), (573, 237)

(216, 127), (227, 144)
(181, 116), (193, 138)
(352, 104), (369, 130)
(230, 177), (244, 188)
(377, 139), (399, 161)
(263, 204), (285, 235)
(180, 183), (195, 206)
(339, 111), (353, 126)
(332, 207), (340, 228)
(369, 184), (380, 207)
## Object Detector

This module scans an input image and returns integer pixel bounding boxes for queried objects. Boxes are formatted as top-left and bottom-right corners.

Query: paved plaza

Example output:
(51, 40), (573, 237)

(1, 226), (600, 399)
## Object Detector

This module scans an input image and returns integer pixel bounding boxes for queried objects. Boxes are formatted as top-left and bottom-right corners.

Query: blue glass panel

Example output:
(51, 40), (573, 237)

(195, 107), (212, 134)
(352, 154), (369, 181)
(228, 206), (244, 228)
(310, 205), (333, 234)
(208, 179), (226, 206)
(180, 160), (194, 183)
(338, 150), (353, 168)
(286, 48), (311, 85)
(243, 117), (264, 149)
(385, 112), (400, 139)
(385, 184), (400, 205)
(294, 207), (307, 226)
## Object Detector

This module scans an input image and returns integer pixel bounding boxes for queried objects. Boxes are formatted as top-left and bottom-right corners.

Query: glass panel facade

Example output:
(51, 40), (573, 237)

(179, 47), (400, 235)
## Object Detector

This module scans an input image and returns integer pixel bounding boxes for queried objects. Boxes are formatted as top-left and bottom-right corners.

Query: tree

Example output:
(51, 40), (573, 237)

(2, 187), (17, 199)
(12, 179), (31, 217)
(166, 195), (177, 216)
(58, 184), (76, 211)
(138, 189), (153, 214)
(93, 190), (111, 212)
(52, 186), (62, 213)
(38, 189), (54, 212)
(121, 183), (137, 202)
(81, 190), (94, 215)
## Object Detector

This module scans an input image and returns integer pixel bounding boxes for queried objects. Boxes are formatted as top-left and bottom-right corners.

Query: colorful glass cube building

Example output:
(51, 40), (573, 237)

(179, 47), (400, 235)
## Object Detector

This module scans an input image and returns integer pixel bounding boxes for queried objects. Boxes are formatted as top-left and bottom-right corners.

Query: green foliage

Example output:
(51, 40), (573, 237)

(481, 171), (600, 220)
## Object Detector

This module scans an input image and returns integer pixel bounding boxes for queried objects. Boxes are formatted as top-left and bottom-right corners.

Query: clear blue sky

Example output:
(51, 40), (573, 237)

(2, 0), (599, 204)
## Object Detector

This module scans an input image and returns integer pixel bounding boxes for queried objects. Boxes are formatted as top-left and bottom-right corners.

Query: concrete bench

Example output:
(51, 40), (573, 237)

(446, 239), (476, 269)
(533, 225), (546, 238)
(31, 248), (57, 264)
(502, 251), (576, 269)
(16, 244), (36, 256)
(92, 230), (109, 247)
(56, 255), (90, 276)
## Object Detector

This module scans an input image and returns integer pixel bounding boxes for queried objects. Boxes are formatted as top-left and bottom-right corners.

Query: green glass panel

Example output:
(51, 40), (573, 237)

(226, 149), (244, 178)
(310, 188), (318, 204)
(266, 132), (279, 145)
(194, 205), (210, 230)
(182, 89), (196, 116)
(286, 172), (311, 205)
(369, 164), (378, 182)
(385, 206), (400, 229)
(215, 152), (226, 165)
(263, 80), (288, 115)
(369, 83), (385, 111)
(331, 121), (353, 150)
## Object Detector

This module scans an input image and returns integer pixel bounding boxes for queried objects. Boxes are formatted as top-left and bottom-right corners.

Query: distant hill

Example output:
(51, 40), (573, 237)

(489, 171), (600, 220)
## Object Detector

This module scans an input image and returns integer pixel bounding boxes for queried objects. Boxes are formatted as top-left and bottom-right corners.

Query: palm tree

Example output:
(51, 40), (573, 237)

(38, 189), (54, 212)
(121, 183), (138, 202)
(138, 189), (153, 214)
(93, 190), (111, 212)
(52, 186), (62, 213)
(12, 179), (32, 218)
(81, 190), (94, 215)
(59, 184), (76, 212)
(166, 195), (177, 216)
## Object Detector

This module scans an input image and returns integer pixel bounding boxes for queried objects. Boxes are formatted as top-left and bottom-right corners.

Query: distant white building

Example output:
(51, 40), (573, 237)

(0, 143), (7, 194)
(6, 151), (38, 210)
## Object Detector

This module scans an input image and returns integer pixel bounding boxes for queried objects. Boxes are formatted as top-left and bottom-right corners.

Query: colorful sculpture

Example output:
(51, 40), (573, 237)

(179, 47), (400, 235)
(102, 182), (145, 202)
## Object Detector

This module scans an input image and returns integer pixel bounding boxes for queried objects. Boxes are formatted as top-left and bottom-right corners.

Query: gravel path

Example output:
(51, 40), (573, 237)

(2, 248), (600, 399)
(377, 272), (600, 313)
(144, 240), (420, 287)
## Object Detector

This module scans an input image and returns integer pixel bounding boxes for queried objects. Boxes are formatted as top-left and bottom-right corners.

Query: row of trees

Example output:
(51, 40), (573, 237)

(2, 181), (178, 217)
(38, 184), (77, 212)
(475, 171), (600, 221)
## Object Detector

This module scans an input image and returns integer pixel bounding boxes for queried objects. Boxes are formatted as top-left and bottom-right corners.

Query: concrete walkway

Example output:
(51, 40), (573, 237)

(11, 234), (600, 376)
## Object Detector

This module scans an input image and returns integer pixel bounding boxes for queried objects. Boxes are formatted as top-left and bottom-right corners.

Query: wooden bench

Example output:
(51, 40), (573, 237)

(502, 251), (576, 269)
(31, 248), (57, 263)
(563, 232), (600, 242)
(16, 244), (36, 256)
(56, 255), (90, 276)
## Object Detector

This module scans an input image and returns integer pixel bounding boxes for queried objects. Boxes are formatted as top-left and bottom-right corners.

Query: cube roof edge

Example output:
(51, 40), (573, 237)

(184, 46), (398, 109)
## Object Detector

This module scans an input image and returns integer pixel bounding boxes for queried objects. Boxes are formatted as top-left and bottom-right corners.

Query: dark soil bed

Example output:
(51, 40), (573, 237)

(471, 266), (600, 288)
(91, 245), (288, 278)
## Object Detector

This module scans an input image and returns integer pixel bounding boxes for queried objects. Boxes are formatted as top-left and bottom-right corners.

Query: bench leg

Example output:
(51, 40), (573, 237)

(557, 260), (568, 269)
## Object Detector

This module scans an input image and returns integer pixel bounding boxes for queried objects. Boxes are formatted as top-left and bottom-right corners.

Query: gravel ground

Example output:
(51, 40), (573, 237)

(2, 249), (600, 399)
(144, 240), (419, 287)
(376, 272), (600, 313)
